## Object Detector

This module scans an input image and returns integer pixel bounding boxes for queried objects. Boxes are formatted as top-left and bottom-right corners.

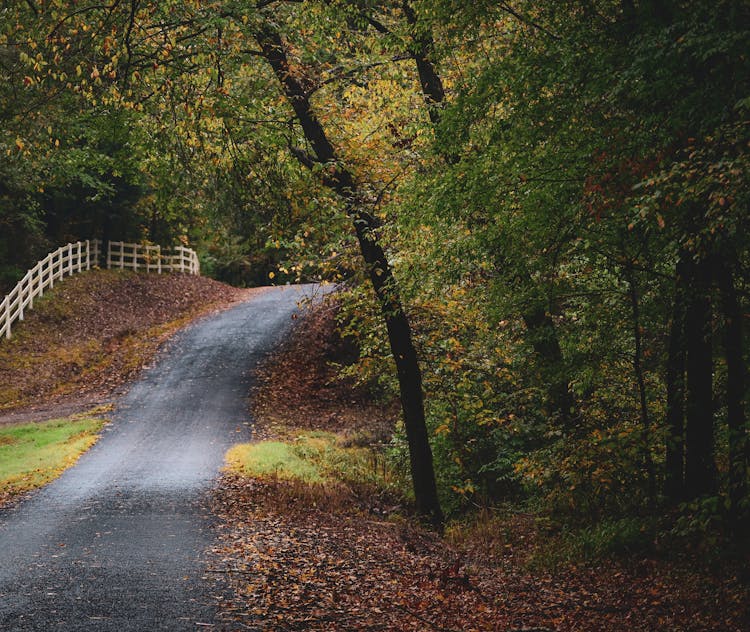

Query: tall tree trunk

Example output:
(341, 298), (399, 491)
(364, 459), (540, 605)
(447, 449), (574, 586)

(401, 1), (458, 164)
(254, 24), (443, 525)
(716, 260), (747, 520)
(624, 266), (656, 505)
(664, 256), (687, 502)
(401, 1), (445, 126)
(684, 257), (717, 499)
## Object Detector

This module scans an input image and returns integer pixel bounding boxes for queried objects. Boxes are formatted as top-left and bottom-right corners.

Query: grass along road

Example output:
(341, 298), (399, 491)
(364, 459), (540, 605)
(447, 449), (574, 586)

(0, 413), (107, 507)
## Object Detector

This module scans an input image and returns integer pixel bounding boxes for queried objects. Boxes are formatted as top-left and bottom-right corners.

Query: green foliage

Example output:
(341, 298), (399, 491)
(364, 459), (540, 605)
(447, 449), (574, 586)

(1, 0), (748, 550)
(531, 517), (656, 569)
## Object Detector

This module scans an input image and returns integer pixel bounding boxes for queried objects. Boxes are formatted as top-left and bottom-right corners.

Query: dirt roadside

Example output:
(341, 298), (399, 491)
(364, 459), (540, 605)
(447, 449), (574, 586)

(0, 270), (267, 425)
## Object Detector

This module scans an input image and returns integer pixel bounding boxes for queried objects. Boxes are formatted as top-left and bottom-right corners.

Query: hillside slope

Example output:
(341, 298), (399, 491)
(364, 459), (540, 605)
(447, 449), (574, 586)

(0, 270), (252, 422)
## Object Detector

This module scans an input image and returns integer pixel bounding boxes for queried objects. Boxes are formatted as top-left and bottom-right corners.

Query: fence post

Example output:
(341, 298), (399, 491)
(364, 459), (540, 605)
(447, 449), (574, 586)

(1, 239), (201, 346)
(2, 295), (9, 339)
(29, 267), (35, 310)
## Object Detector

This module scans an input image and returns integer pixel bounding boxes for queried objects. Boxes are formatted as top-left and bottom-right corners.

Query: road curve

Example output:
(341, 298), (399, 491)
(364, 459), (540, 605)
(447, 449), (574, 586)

(0, 284), (316, 631)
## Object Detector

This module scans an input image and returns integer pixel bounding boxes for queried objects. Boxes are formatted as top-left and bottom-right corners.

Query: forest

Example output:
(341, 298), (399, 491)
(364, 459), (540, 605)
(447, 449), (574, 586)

(2, 0), (749, 554)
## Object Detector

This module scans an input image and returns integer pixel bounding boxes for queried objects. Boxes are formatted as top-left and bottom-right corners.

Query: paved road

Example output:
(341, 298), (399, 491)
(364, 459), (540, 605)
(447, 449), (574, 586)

(0, 285), (315, 631)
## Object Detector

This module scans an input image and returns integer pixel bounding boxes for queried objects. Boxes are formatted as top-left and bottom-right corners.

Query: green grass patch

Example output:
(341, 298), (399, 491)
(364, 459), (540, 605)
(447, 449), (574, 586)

(226, 440), (325, 483)
(0, 415), (106, 499)
(226, 430), (399, 490)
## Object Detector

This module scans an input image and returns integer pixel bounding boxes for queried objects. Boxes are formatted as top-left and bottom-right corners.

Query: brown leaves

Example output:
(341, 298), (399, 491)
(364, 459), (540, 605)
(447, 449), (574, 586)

(211, 474), (750, 631)
(209, 300), (750, 632)
(251, 298), (397, 443)
(215, 473), (750, 630)
(0, 271), (248, 416)
(210, 475), (490, 631)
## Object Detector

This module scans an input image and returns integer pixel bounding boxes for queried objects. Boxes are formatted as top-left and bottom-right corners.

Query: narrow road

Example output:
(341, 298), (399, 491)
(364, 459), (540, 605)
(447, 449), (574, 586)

(0, 284), (315, 631)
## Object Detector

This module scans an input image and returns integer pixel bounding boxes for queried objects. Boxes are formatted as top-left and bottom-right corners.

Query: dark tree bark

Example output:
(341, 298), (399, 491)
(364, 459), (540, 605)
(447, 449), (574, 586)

(624, 267), (656, 505)
(521, 303), (576, 426)
(254, 24), (443, 526)
(716, 260), (747, 519)
(400, 1), (459, 165)
(401, 1), (445, 127)
(664, 256), (687, 502)
(683, 257), (717, 499)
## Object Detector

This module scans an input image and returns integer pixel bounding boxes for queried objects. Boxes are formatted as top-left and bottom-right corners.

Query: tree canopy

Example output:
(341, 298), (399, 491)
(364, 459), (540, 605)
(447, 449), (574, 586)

(2, 0), (749, 538)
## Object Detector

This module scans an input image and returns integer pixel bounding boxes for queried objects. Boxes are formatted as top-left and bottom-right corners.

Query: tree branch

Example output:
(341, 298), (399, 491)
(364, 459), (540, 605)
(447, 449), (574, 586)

(498, 2), (560, 40)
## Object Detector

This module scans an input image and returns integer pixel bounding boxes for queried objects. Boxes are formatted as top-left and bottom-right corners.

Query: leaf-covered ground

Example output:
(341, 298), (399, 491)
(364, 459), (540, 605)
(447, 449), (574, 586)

(0, 270), (253, 423)
(211, 476), (748, 631)
(210, 299), (750, 631)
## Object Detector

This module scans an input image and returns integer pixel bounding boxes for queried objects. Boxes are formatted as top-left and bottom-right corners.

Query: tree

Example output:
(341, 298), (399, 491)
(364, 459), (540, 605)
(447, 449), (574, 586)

(252, 18), (443, 525)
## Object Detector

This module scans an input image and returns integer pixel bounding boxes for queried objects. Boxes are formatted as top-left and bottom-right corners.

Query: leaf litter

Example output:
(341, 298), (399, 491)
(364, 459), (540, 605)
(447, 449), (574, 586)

(208, 299), (750, 631)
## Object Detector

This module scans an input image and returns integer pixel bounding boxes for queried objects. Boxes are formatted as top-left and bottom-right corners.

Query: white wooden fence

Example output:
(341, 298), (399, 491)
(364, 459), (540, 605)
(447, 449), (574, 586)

(1, 239), (200, 340)
(105, 241), (200, 275)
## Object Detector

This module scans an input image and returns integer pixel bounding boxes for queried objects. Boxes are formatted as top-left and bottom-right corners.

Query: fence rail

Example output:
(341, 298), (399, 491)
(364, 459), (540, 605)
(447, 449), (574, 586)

(105, 241), (199, 275)
(1, 239), (199, 340)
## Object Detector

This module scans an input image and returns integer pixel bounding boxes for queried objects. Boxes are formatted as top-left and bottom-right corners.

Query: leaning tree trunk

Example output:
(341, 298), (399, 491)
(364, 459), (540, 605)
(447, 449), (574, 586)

(402, 2), (575, 426)
(255, 24), (443, 526)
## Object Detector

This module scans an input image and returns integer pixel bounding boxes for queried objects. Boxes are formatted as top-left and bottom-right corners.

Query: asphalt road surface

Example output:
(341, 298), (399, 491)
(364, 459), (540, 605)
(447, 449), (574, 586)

(0, 284), (316, 631)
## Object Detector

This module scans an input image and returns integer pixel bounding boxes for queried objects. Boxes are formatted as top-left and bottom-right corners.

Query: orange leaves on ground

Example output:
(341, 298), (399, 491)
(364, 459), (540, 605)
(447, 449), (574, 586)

(210, 474), (750, 631)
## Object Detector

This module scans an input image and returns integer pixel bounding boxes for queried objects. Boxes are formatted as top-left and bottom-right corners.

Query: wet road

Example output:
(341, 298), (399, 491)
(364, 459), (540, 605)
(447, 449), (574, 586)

(0, 285), (314, 631)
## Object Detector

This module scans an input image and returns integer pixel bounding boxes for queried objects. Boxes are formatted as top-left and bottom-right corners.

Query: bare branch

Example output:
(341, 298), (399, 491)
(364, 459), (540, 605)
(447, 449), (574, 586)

(308, 55), (410, 97)
(498, 2), (560, 40)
